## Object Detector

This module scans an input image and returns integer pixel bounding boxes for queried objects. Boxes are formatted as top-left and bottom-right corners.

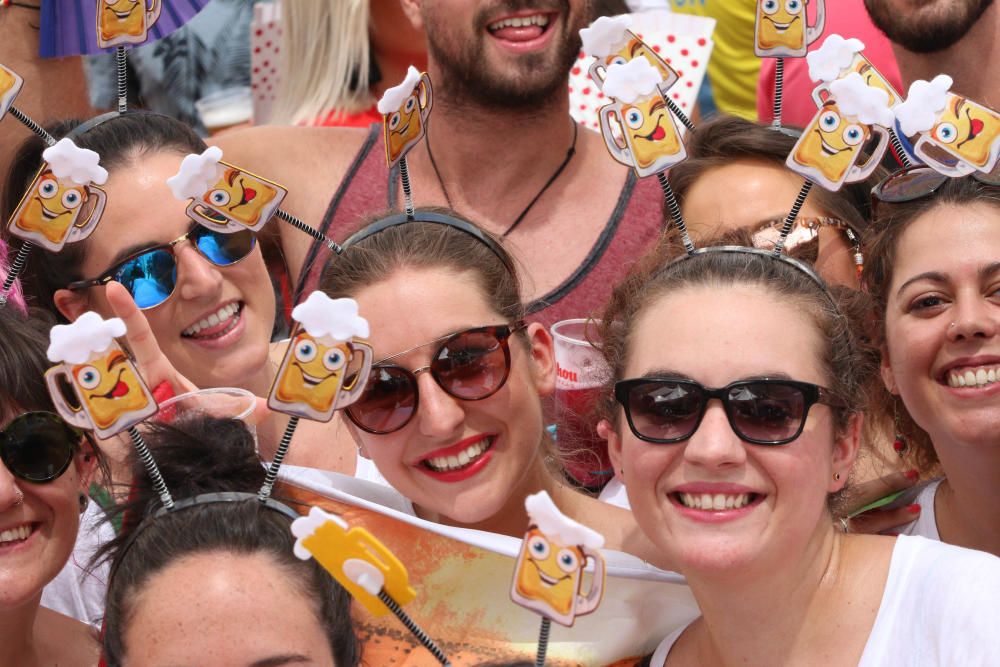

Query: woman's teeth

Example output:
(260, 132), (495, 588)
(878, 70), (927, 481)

(424, 438), (492, 472)
(488, 14), (550, 31)
(182, 302), (241, 338)
(946, 366), (1000, 388)
(0, 524), (32, 545)
(677, 493), (754, 510)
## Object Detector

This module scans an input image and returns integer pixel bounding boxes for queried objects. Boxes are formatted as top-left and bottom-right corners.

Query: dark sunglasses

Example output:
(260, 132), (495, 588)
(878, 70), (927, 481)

(872, 160), (1000, 206)
(614, 377), (845, 446)
(66, 226), (257, 310)
(345, 322), (526, 434)
(1, 412), (82, 483)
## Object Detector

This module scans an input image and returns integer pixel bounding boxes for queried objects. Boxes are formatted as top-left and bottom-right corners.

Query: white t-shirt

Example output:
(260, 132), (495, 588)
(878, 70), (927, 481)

(40, 498), (113, 627)
(651, 535), (1000, 665)
(898, 478), (943, 541)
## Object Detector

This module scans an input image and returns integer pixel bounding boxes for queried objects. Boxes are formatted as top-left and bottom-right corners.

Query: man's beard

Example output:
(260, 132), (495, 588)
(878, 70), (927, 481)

(423, 0), (587, 112)
(864, 0), (995, 53)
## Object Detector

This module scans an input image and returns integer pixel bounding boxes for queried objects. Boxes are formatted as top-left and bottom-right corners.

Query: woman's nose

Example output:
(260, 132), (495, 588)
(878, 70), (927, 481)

(415, 371), (465, 439)
(175, 242), (224, 302)
(681, 401), (747, 469)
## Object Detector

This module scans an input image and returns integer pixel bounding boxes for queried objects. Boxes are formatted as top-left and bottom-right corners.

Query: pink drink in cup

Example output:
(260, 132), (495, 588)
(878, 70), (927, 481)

(551, 319), (612, 489)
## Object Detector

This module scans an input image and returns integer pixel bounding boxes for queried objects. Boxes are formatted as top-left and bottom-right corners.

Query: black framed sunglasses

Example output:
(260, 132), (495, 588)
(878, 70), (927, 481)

(344, 322), (526, 434)
(66, 226), (257, 310)
(0, 412), (83, 483)
(614, 377), (845, 446)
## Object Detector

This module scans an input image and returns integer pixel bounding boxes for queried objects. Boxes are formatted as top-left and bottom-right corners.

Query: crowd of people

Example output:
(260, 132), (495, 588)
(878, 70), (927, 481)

(2, 0), (1000, 665)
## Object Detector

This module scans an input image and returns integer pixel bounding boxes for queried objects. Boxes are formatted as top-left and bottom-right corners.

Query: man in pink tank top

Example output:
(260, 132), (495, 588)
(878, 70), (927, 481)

(215, 0), (665, 327)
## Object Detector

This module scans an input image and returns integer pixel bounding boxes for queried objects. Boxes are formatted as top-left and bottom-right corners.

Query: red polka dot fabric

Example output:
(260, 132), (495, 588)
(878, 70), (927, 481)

(570, 11), (715, 132)
(250, 2), (283, 123)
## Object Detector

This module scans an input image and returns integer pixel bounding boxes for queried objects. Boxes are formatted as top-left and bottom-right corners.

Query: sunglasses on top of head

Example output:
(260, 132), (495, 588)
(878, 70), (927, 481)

(614, 377), (845, 446)
(872, 152), (1000, 209)
(1, 412), (84, 483)
(66, 226), (257, 310)
(344, 321), (527, 435)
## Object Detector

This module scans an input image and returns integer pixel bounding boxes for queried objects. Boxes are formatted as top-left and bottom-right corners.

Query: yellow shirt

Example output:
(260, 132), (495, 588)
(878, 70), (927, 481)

(670, 0), (760, 120)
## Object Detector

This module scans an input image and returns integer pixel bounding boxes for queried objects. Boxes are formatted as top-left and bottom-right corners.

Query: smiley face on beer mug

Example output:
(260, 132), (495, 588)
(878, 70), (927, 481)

(0, 63), (24, 122)
(292, 506), (417, 616)
(97, 0), (163, 48)
(268, 292), (373, 422)
(895, 75), (1000, 177)
(44, 313), (158, 439)
(598, 58), (686, 178)
(7, 138), (109, 252)
(786, 73), (893, 191)
(754, 0), (826, 58)
(510, 491), (606, 627)
(807, 34), (901, 107)
(378, 66), (433, 169)
(580, 15), (679, 95)
(167, 146), (287, 234)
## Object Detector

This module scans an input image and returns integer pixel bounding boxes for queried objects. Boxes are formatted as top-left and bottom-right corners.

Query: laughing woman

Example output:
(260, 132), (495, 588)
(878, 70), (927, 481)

(865, 174), (1000, 556)
(596, 242), (1000, 664)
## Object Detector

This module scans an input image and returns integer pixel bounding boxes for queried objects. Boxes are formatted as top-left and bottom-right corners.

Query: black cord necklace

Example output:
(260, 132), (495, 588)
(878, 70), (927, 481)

(425, 120), (578, 238)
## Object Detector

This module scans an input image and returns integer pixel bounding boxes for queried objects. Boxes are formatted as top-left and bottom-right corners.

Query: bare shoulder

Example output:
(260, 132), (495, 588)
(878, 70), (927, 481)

(34, 606), (100, 666)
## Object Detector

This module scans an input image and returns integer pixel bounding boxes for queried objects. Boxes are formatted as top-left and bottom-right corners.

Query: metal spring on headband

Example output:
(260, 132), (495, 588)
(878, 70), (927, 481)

(772, 57), (784, 129)
(889, 129), (913, 169)
(398, 156), (415, 221)
(258, 416), (299, 501)
(274, 209), (342, 254)
(772, 179), (814, 256)
(9, 107), (56, 146)
(0, 241), (32, 306)
(657, 172), (695, 254)
(128, 426), (175, 510)
(377, 589), (451, 665)
(116, 47), (128, 114)
(665, 97), (695, 133)
(535, 617), (552, 667)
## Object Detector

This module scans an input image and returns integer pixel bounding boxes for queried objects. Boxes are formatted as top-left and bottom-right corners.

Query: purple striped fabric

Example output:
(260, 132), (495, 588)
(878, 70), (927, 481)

(39, 0), (210, 58)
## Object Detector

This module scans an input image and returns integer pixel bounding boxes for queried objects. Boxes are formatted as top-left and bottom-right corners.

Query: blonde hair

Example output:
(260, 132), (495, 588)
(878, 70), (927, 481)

(271, 0), (372, 125)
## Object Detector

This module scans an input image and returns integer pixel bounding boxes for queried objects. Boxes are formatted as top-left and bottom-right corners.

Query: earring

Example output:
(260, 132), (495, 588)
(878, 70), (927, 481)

(893, 401), (908, 456)
(833, 472), (841, 481)
(844, 227), (863, 281)
(78, 492), (88, 513)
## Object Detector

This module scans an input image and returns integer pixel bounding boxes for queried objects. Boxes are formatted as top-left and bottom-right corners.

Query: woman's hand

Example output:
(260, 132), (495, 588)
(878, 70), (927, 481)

(838, 469), (922, 534)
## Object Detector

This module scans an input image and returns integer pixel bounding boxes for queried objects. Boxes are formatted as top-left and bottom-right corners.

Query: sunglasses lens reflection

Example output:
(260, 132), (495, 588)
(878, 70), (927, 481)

(2, 414), (77, 482)
(728, 382), (805, 443)
(878, 168), (948, 203)
(626, 380), (704, 442)
(348, 366), (418, 434)
(116, 248), (177, 309)
(194, 228), (256, 267)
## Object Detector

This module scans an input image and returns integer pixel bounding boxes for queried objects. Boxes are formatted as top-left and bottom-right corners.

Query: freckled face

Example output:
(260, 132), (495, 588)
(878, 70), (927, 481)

(929, 94), (1000, 170)
(12, 170), (89, 245)
(621, 96), (681, 169)
(385, 91), (423, 165)
(274, 333), (350, 413)
(99, 0), (144, 39)
(202, 168), (280, 228)
(514, 528), (583, 618)
(791, 103), (870, 186)
(757, 0), (806, 51)
(72, 348), (150, 431)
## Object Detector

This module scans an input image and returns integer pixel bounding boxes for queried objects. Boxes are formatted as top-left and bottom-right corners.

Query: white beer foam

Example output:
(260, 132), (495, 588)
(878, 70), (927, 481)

(377, 66), (422, 115)
(602, 58), (661, 104)
(895, 74), (953, 136)
(42, 138), (108, 186)
(580, 14), (632, 58)
(292, 291), (370, 341)
(291, 505), (348, 561)
(807, 34), (865, 83)
(47, 311), (126, 365)
(829, 72), (894, 127)
(166, 146), (224, 200)
(525, 490), (605, 550)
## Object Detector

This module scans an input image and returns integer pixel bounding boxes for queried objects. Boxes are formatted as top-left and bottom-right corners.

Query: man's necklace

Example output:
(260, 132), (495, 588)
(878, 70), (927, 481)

(425, 120), (578, 238)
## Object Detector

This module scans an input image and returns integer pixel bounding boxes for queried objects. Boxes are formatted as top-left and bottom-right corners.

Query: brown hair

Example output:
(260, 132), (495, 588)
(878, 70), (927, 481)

(667, 114), (880, 248)
(1, 114), (207, 317)
(863, 176), (1000, 471)
(319, 208), (524, 322)
(597, 229), (877, 435)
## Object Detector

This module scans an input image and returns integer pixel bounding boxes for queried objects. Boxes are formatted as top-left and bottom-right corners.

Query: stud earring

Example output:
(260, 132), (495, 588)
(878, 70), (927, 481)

(833, 472), (841, 481)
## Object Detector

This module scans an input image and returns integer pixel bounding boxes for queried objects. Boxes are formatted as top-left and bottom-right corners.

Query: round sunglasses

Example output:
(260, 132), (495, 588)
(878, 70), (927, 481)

(614, 377), (845, 446)
(66, 226), (257, 310)
(1, 412), (83, 483)
(344, 322), (526, 434)
(873, 162), (1000, 205)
